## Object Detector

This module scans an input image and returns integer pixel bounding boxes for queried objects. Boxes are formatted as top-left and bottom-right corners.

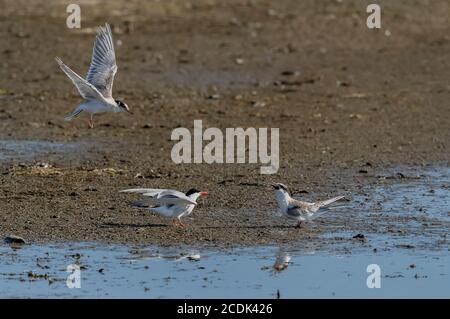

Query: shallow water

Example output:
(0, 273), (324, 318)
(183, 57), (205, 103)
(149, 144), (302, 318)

(0, 167), (448, 298)
(0, 140), (82, 162)
(0, 243), (448, 298)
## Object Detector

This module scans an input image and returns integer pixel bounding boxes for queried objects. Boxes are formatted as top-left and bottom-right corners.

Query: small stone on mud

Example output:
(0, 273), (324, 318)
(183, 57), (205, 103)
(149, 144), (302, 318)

(251, 101), (266, 107)
(4, 235), (26, 245)
(187, 254), (201, 261)
(352, 233), (366, 242)
(27, 271), (48, 280)
(396, 244), (415, 249)
(349, 113), (362, 119)
(280, 70), (301, 77)
(35, 162), (50, 168)
(207, 94), (221, 100)
(92, 168), (123, 175)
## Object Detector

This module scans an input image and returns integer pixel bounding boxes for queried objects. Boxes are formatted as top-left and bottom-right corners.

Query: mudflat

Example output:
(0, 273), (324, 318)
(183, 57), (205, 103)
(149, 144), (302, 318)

(0, 0), (448, 245)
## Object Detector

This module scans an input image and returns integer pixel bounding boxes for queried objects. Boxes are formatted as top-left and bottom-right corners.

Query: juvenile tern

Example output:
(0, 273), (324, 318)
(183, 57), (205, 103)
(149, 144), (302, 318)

(120, 188), (208, 228)
(56, 23), (131, 128)
(272, 183), (346, 228)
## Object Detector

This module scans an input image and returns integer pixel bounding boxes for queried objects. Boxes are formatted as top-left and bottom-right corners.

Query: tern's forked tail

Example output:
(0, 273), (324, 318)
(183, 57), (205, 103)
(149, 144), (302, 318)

(309, 195), (347, 217)
(317, 195), (346, 209)
(64, 107), (83, 121)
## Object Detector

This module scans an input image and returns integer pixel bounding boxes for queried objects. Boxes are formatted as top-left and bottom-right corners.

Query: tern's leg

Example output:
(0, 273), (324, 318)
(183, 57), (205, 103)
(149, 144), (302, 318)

(171, 218), (178, 227)
(178, 218), (187, 228)
(88, 114), (94, 129)
(295, 221), (303, 228)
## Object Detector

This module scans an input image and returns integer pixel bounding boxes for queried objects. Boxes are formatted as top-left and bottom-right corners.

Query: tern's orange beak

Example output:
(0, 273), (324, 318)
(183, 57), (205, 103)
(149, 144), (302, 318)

(200, 191), (208, 197)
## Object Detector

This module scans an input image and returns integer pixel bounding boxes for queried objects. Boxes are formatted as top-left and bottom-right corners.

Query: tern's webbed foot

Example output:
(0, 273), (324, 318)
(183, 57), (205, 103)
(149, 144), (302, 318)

(178, 220), (187, 228)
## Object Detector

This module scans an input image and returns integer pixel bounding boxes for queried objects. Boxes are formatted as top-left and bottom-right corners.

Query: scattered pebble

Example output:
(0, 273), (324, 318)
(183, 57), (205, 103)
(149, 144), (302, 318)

(4, 235), (26, 245)
(280, 70), (301, 77)
(352, 234), (367, 242)
(207, 94), (221, 100)
(396, 244), (415, 249)
(349, 113), (363, 120)
(187, 254), (201, 261)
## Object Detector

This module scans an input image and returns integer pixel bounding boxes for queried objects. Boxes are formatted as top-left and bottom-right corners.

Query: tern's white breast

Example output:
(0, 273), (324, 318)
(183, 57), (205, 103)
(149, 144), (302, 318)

(81, 100), (117, 114)
(275, 190), (290, 213)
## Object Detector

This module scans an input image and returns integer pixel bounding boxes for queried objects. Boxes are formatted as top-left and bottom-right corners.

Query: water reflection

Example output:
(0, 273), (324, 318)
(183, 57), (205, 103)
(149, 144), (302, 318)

(0, 243), (449, 298)
(273, 249), (291, 273)
(125, 247), (201, 262)
(0, 167), (449, 297)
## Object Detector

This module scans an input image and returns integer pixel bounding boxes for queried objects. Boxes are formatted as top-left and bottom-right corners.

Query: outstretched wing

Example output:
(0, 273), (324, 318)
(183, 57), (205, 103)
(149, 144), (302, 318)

(86, 23), (117, 98)
(120, 188), (186, 198)
(55, 57), (107, 102)
(288, 198), (312, 212)
(120, 188), (196, 205)
(129, 194), (196, 207)
(147, 194), (197, 206)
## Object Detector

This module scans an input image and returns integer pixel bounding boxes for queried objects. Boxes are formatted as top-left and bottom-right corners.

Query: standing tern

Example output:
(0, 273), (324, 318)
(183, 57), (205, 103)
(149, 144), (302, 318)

(56, 23), (131, 128)
(272, 183), (346, 228)
(120, 188), (208, 228)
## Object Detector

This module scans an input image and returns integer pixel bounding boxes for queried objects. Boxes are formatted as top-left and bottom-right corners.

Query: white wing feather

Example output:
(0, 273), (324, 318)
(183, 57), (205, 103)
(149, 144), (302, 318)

(55, 57), (107, 102)
(120, 188), (185, 198)
(86, 23), (117, 98)
(120, 188), (196, 205)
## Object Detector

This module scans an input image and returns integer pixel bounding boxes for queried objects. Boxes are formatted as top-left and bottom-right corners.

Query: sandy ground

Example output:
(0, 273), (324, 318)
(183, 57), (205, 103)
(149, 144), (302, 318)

(0, 0), (449, 245)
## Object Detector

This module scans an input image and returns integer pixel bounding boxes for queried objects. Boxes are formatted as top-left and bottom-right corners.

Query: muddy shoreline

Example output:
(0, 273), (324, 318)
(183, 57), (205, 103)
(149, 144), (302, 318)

(0, 0), (449, 245)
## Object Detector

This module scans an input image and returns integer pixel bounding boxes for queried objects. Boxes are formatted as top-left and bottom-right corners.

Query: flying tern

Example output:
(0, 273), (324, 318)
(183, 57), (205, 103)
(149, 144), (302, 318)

(56, 23), (131, 128)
